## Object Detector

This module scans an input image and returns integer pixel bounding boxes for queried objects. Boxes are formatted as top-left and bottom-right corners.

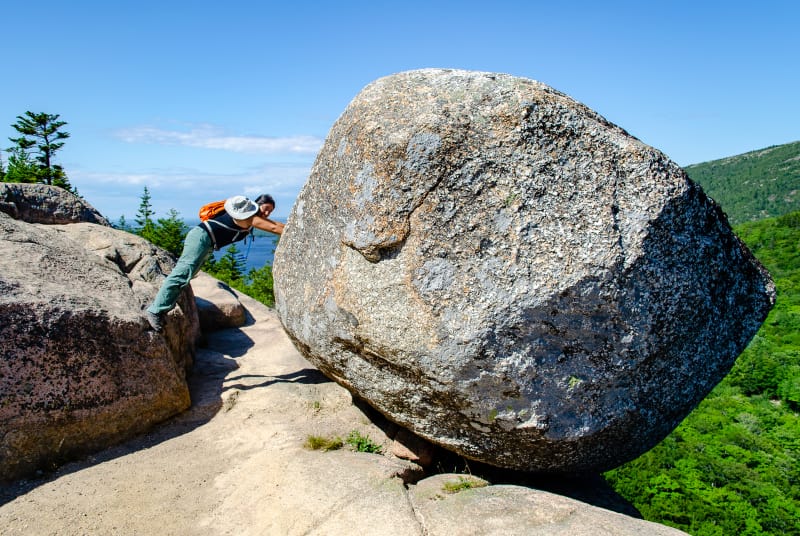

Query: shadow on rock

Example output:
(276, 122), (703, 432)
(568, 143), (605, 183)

(0, 318), (309, 506)
(222, 368), (331, 392)
(202, 327), (257, 358)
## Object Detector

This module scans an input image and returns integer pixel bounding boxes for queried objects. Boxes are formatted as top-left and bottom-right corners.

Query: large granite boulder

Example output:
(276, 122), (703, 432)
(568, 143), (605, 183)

(273, 69), (775, 473)
(0, 183), (110, 226)
(0, 213), (198, 481)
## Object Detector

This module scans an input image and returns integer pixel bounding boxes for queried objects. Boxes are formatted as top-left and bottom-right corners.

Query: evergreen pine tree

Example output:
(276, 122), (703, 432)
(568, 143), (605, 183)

(3, 147), (39, 183)
(8, 111), (73, 191)
(213, 244), (246, 282)
(135, 186), (157, 242)
(152, 209), (188, 256)
(245, 264), (275, 306)
(115, 215), (131, 232)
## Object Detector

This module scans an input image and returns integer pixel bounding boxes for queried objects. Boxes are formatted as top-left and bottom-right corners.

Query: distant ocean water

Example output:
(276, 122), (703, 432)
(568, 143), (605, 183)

(211, 230), (280, 272)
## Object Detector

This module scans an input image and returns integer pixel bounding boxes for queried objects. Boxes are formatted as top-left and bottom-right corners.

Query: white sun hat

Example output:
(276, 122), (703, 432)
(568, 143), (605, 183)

(224, 196), (259, 220)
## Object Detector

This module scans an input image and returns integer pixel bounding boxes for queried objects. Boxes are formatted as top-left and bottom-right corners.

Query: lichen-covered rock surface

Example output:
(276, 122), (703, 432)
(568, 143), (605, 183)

(0, 213), (198, 480)
(273, 69), (775, 473)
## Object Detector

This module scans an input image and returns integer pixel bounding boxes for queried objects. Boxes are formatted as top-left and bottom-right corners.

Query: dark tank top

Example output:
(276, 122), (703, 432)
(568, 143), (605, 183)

(200, 212), (252, 250)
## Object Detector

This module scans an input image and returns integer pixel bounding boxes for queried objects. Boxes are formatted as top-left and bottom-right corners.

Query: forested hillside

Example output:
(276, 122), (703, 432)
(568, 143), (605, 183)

(605, 211), (800, 535)
(685, 141), (800, 225)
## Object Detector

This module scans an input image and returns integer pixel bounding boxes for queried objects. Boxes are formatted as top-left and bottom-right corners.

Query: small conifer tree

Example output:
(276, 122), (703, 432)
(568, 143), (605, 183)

(8, 111), (73, 190)
(135, 186), (157, 242)
(152, 209), (188, 256)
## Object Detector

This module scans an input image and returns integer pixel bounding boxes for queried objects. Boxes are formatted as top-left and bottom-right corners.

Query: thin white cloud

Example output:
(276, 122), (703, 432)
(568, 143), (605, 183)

(76, 170), (165, 186)
(114, 124), (323, 155)
(73, 162), (312, 190)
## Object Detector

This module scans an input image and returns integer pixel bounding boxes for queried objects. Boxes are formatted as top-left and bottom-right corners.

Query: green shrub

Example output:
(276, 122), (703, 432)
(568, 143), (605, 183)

(346, 430), (382, 454)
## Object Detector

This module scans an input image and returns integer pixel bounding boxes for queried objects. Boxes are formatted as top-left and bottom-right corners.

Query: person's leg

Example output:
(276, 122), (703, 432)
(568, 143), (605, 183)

(147, 227), (213, 317)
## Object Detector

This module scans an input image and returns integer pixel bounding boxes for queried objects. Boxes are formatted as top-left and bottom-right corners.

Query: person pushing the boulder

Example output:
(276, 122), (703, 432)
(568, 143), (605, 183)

(145, 194), (284, 332)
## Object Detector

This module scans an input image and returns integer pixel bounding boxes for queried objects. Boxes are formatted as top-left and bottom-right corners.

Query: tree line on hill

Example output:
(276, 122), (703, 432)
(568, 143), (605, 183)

(685, 141), (800, 226)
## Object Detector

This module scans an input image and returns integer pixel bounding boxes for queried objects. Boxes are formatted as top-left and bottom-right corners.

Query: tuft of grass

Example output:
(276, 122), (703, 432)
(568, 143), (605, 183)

(346, 430), (382, 453)
(304, 434), (343, 451)
(442, 476), (488, 494)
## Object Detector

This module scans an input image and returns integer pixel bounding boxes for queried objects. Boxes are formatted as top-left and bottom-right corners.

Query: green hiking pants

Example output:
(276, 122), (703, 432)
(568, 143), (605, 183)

(147, 226), (213, 315)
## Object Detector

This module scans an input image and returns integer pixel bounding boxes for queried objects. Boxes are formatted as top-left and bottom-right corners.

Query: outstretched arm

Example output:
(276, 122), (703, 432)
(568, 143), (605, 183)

(252, 215), (284, 235)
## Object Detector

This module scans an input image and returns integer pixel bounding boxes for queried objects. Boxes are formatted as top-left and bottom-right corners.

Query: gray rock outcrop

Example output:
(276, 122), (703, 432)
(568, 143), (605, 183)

(409, 474), (687, 535)
(274, 69), (775, 473)
(0, 210), (198, 480)
(191, 271), (248, 331)
(0, 291), (689, 535)
(0, 183), (110, 226)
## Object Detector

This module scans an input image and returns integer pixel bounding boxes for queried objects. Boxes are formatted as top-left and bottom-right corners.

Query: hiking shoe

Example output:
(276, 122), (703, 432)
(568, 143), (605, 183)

(146, 311), (164, 332)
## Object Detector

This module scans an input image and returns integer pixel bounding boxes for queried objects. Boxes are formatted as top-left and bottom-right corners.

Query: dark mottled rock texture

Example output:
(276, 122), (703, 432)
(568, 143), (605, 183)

(0, 199), (198, 480)
(273, 69), (775, 473)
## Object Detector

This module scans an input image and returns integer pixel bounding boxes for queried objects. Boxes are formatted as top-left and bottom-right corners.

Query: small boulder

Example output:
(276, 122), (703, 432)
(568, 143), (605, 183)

(391, 429), (436, 468)
(191, 271), (248, 331)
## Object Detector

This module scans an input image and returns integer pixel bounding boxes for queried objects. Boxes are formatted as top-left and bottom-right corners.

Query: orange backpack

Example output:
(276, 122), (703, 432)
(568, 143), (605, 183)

(199, 200), (226, 221)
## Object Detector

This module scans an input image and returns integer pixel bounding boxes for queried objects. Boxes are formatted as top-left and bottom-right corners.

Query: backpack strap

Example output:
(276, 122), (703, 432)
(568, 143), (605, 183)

(202, 219), (253, 251)
(205, 219), (243, 232)
(202, 220), (219, 250)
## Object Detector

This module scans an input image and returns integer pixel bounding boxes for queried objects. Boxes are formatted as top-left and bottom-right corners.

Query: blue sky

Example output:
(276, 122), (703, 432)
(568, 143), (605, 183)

(2, 1), (798, 222)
